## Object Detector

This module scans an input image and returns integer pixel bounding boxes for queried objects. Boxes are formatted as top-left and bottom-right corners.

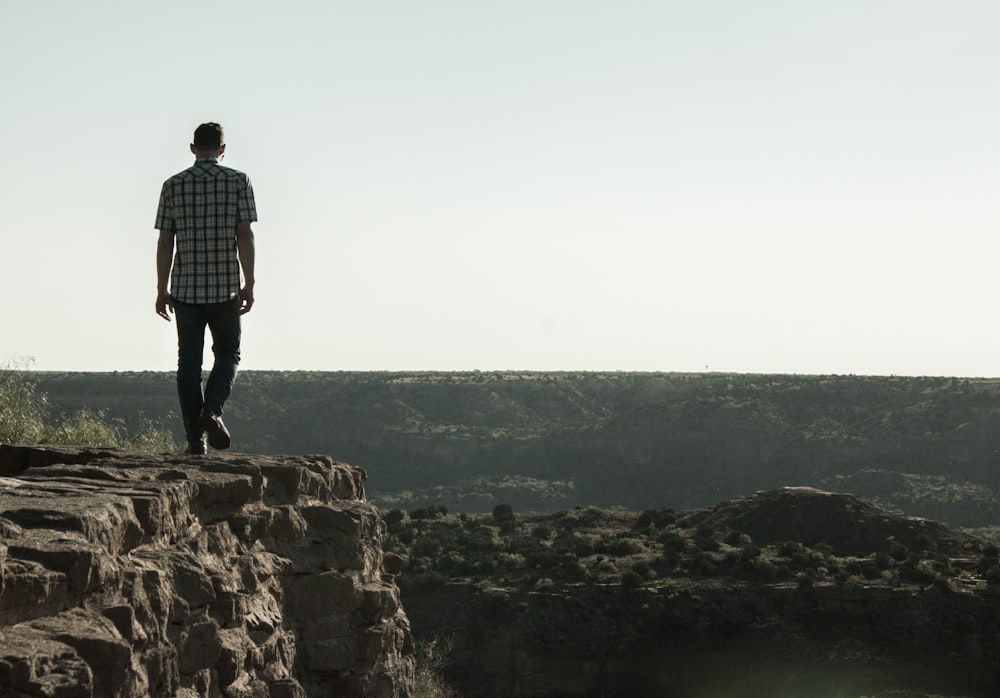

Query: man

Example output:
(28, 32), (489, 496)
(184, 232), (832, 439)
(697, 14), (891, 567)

(154, 122), (257, 454)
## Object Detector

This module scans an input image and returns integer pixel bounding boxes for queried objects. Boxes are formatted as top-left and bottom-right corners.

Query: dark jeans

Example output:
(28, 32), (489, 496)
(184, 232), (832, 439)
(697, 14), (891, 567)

(173, 298), (241, 445)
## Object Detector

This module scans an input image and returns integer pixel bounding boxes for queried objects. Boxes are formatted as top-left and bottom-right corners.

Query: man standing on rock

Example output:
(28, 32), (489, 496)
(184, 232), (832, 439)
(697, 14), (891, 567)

(154, 122), (257, 454)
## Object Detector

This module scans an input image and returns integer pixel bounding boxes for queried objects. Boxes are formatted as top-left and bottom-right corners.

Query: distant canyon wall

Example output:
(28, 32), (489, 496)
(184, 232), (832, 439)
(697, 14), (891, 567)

(31, 371), (1000, 526)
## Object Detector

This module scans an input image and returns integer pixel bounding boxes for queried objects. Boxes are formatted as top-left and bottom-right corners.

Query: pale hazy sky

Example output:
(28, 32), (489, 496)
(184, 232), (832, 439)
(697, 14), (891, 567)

(2, 1), (999, 376)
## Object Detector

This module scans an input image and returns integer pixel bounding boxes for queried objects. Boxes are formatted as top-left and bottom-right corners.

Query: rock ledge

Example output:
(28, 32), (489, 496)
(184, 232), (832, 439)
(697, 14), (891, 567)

(0, 445), (415, 698)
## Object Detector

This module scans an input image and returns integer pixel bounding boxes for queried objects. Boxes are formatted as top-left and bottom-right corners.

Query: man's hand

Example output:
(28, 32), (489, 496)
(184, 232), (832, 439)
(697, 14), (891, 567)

(156, 229), (175, 321)
(156, 291), (173, 321)
(239, 285), (254, 315)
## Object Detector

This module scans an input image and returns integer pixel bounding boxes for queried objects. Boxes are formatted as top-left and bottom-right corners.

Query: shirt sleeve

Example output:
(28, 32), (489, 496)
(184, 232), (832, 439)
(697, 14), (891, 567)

(154, 181), (173, 231)
(238, 175), (258, 224)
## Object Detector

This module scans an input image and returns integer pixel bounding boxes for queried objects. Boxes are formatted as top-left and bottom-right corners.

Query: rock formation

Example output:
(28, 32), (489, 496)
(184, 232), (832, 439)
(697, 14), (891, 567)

(392, 488), (1000, 697)
(0, 445), (415, 697)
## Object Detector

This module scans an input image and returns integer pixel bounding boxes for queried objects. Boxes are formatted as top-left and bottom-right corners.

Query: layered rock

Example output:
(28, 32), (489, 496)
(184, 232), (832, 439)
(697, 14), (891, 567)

(0, 445), (415, 697)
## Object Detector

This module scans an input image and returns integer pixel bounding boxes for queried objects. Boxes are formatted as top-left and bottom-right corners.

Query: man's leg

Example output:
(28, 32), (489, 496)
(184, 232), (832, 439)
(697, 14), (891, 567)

(173, 300), (207, 449)
(203, 299), (242, 415)
(201, 299), (241, 448)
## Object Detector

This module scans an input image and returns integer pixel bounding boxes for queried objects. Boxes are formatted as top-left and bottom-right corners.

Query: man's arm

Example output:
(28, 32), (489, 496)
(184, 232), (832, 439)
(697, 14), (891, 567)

(236, 222), (256, 315)
(156, 229), (175, 321)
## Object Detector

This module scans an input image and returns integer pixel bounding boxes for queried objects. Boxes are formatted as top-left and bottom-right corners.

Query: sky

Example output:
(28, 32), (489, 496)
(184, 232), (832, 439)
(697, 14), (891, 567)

(2, 1), (999, 377)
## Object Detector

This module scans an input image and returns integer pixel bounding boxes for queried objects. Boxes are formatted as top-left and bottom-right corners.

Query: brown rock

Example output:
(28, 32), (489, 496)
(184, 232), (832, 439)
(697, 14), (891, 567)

(0, 446), (414, 698)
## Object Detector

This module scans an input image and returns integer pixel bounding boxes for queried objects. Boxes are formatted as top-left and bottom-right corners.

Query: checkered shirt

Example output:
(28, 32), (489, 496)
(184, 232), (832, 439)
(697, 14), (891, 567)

(154, 157), (257, 304)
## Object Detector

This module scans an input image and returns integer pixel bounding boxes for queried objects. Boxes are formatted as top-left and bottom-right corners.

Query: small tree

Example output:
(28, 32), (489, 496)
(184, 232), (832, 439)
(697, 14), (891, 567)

(492, 503), (514, 524)
(410, 504), (448, 520)
(621, 570), (644, 590)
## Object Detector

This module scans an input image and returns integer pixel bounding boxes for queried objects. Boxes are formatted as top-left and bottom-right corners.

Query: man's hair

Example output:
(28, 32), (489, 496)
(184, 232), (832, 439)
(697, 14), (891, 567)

(193, 122), (224, 150)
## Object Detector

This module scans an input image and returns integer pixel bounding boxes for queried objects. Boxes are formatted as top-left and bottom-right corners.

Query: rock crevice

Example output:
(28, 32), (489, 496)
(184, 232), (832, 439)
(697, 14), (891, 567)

(0, 445), (414, 698)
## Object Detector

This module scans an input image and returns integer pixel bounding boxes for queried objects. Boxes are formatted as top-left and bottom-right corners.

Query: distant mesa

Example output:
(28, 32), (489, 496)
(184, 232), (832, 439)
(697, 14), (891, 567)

(684, 485), (977, 557)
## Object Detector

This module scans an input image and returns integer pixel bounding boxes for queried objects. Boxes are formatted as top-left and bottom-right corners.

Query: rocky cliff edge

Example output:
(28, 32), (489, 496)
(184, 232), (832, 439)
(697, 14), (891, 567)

(0, 444), (415, 698)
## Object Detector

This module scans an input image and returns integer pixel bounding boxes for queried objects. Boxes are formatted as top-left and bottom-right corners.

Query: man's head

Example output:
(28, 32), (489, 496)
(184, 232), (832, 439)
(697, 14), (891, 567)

(191, 122), (225, 157)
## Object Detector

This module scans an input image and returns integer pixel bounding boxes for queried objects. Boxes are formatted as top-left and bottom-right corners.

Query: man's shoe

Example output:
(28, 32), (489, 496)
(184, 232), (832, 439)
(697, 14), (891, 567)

(200, 410), (231, 450)
(183, 441), (207, 455)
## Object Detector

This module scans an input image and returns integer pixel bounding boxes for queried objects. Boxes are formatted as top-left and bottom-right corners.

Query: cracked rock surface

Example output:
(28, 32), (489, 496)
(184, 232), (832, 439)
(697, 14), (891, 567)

(0, 445), (415, 697)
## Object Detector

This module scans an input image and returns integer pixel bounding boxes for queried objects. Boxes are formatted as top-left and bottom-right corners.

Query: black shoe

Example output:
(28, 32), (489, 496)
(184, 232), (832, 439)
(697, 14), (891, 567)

(199, 410), (231, 450)
(184, 441), (207, 455)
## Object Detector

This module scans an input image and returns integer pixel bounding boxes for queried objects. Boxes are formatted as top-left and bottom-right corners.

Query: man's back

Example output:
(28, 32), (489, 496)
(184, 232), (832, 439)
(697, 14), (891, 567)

(155, 158), (256, 304)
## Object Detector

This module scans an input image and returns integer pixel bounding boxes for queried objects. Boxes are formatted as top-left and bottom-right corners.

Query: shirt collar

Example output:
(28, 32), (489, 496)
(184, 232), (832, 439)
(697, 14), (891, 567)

(195, 156), (218, 164)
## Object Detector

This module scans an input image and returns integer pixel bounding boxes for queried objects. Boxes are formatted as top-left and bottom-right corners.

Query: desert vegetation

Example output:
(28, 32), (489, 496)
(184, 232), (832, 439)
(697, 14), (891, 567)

(27, 370), (1000, 531)
(413, 636), (459, 698)
(383, 495), (999, 697)
(9, 368), (1000, 694)
(0, 360), (174, 451)
(383, 503), (990, 596)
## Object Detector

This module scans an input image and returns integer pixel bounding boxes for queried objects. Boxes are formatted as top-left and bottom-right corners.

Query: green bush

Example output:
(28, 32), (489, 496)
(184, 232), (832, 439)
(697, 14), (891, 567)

(555, 532), (598, 556)
(411, 536), (443, 558)
(899, 560), (939, 584)
(526, 549), (561, 570)
(777, 541), (805, 557)
(861, 561), (882, 580)
(496, 553), (525, 571)
(0, 363), (174, 451)
(531, 524), (553, 540)
(42, 408), (174, 451)
(813, 542), (834, 556)
(464, 527), (502, 552)
(695, 554), (718, 575)
(659, 531), (687, 552)
(410, 505), (448, 520)
(744, 557), (778, 580)
(613, 537), (646, 556)
(621, 570), (644, 590)
(890, 542), (909, 562)
(874, 552), (893, 570)
(724, 530), (750, 547)
(695, 536), (720, 552)
(635, 508), (677, 530)
(437, 551), (467, 572)
(659, 549), (682, 571)
(414, 636), (459, 698)
(492, 503), (514, 523)
(0, 363), (46, 443)
(399, 570), (448, 593)
(42, 408), (119, 447)
(560, 559), (588, 578)
(123, 421), (176, 452)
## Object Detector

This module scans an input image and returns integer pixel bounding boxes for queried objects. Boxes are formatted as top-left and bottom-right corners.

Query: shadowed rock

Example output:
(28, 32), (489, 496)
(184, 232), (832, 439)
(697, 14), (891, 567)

(0, 444), (414, 697)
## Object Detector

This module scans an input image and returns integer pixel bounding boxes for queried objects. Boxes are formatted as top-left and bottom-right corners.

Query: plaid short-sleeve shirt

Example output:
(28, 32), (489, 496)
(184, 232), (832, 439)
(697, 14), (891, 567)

(154, 157), (257, 304)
